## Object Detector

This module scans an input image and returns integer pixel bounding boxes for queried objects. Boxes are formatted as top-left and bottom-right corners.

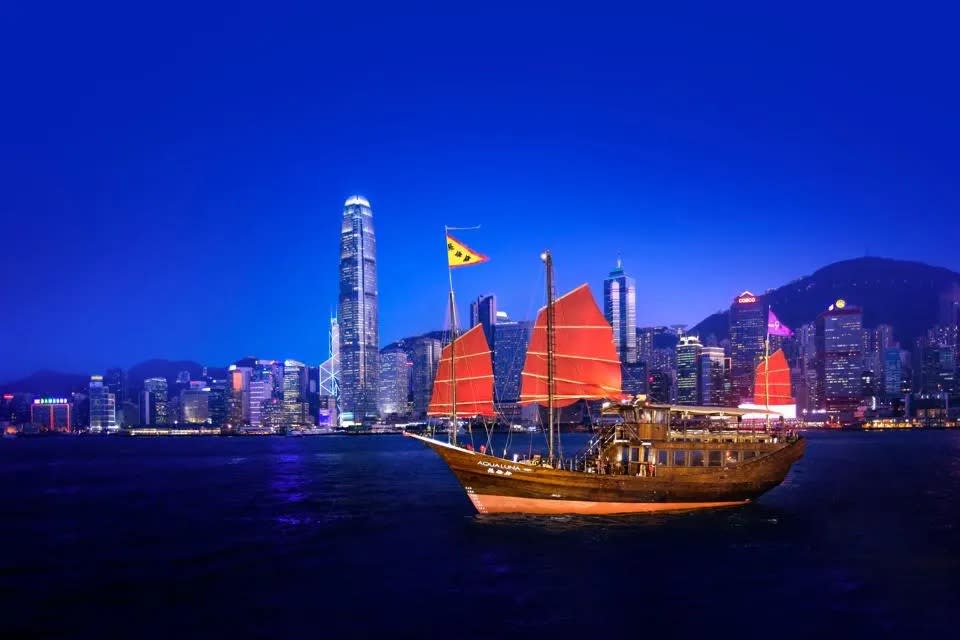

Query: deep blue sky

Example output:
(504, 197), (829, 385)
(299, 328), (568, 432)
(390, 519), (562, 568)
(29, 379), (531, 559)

(2, 2), (958, 380)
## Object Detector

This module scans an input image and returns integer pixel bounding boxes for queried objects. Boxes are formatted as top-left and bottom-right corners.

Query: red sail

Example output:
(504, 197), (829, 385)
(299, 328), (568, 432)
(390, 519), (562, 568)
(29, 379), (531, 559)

(519, 284), (622, 407)
(428, 324), (496, 417)
(753, 349), (794, 405)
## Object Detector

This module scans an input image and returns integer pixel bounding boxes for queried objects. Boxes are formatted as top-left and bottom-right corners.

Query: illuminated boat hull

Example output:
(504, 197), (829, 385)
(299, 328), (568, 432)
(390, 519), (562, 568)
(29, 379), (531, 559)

(406, 432), (804, 515)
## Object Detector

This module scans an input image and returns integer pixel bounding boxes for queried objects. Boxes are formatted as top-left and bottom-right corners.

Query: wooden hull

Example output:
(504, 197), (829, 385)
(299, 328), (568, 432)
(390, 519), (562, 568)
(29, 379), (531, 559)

(407, 433), (805, 515)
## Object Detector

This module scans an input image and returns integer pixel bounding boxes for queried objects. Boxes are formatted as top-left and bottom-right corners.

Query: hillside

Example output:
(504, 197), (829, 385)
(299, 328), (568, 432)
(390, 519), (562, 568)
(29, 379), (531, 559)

(690, 257), (960, 345)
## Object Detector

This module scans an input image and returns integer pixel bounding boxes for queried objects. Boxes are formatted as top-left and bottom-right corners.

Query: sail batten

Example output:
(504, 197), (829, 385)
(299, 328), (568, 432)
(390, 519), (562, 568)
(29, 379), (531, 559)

(519, 283), (622, 408)
(428, 324), (496, 417)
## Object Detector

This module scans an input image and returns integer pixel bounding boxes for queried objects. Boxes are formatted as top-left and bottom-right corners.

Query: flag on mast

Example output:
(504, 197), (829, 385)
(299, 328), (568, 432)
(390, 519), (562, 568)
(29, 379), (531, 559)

(767, 308), (793, 337)
(446, 234), (489, 268)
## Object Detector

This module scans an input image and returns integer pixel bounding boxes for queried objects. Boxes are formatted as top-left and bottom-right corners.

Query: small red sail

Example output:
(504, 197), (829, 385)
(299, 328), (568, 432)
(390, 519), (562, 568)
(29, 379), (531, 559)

(428, 324), (496, 417)
(519, 284), (622, 407)
(753, 349), (794, 405)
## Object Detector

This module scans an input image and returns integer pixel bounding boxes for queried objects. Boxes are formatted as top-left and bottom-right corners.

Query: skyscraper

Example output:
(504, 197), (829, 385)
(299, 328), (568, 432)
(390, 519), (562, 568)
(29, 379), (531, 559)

(729, 291), (766, 402)
(698, 346), (727, 406)
(88, 375), (117, 433)
(411, 337), (442, 418)
(378, 348), (411, 416)
(180, 382), (210, 424)
(493, 317), (532, 405)
(140, 377), (168, 426)
(469, 294), (497, 348)
(338, 195), (380, 421)
(816, 299), (864, 412)
(604, 260), (637, 364)
(676, 335), (703, 405)
(282, 359), (308, 428)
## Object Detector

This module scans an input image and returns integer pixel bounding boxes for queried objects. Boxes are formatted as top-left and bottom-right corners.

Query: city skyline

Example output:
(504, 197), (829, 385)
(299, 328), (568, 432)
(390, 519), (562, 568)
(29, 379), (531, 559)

(2, 5), (959, 380)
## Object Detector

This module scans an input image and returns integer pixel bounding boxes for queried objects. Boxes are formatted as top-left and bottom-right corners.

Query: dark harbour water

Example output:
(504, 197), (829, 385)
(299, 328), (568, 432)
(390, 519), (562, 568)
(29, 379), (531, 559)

(1, 431), (958, 639)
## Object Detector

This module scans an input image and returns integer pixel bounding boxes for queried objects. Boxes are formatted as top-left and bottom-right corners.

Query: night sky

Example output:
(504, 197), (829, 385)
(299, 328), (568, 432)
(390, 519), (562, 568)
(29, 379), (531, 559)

(2, 2), (958, 380)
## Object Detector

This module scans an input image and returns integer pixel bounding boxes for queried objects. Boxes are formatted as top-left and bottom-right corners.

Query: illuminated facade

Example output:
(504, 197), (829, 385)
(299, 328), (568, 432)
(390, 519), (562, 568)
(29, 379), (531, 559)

(493, 318), (532, 405)
(140, 377), (168, 426)
(30, 398), (72, 432)
(698, 346), (728, 406)
(604, 260), (637, 364)
(89, 375), (117, 433)
(378, 348), (410, 415)
(729, 291), (766, 402)
(338, 195), (380, 420)
(816, 300), (864, 412)
(282, 359), (308, 427)
(675, 335), (703, 405)
(180, 382), (209, 424)
(411, 337), (442, 418)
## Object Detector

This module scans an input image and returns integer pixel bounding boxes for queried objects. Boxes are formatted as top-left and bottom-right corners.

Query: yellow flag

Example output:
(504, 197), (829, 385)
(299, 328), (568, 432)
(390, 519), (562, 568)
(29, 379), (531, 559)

(446, 234), (489, 268)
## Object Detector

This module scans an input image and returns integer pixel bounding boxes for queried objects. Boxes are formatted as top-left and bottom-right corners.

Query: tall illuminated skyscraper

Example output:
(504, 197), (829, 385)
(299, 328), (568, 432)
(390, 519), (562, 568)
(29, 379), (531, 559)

(676, 336), (703, 405)
(729, 291), (766, 402)
(816, 300), (864, 412)
(338, 195), (380, 421)
(282, 359), (308, 428)
(603, 260), (637, 364)
(88, 375), (117, 433)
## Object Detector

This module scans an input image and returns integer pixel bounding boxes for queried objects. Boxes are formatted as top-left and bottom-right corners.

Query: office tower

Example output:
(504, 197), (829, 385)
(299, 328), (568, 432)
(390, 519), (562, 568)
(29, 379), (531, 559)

(317, 395), (338, 427)
(647, 370), (671, 403)
(378, 348), (410, 416)
(411, 337), (442, 418)
(796, 323), (818, 412)
(493, 317), (532, 405)
(29, 398), (72, 432)
(883, 347), (904, 397)
(88, 375), (117, 432)
(228, 364), (253, 425)
(282, 360), (308, 428)
(604, 260), (637, 364)
(469, 294), (497, 348)
(140, 377), (169, 426)
(104, 368), (125, 424)
(621, 361), (647, 397)
(207, 379), (229, 427)
(676, 335), (703, 405)
(816, 299), (864, 412)
(248, 378), (272, 429)
(729, 291), (766, 402)
(338, 195), (380, 421)
(698, 346), (727, 406)
(180, 382), (209, 424)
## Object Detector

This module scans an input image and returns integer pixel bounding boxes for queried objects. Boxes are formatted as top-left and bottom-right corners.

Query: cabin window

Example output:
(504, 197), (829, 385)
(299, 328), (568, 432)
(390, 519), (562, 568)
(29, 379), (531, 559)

(658, 450), (669, 466)
(673, 450), (686, 466)
(630, 447), (639, 462)
(708, 451), (722, 467)
(725, 450), (740, 464)
(691, 450), (704, 467)
(743, 451), (758, 461)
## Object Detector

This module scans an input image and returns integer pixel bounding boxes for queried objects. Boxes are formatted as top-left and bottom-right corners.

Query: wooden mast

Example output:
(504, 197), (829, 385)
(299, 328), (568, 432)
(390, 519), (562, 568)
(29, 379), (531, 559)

(543, 250), (556, 464)
(446, 226), (458, 446)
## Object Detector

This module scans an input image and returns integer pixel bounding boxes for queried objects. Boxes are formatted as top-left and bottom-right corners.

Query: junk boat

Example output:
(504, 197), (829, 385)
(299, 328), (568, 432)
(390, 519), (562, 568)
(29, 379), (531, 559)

(405, 240), (804, 514)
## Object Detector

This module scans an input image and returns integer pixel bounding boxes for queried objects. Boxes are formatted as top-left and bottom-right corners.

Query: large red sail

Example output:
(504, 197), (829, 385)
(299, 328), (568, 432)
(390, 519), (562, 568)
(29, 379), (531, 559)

(519, 284), (622, 407)
(428, 324), (496, 417)
(753, 349), (794, 405)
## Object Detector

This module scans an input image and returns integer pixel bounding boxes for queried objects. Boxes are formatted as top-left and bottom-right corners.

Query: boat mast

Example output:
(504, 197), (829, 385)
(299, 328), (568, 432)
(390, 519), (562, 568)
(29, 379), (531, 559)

(446, 226), (459, 446)
(542, 250), (555, 464)
(764, 334), (770, 431)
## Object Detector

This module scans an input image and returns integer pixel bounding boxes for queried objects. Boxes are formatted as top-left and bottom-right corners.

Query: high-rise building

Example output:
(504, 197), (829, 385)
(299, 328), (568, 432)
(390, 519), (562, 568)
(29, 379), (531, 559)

(883, 347), (904, 397)
(249, 378), (273, 429)
(338, 195), (380, 420)
(378, 348), (410, 416)
(411, 337), (442, 418)
(816, 299), (864, 412)
(180, 382), (209, 424)
(88, 375), (117, 433)
(698, 346), (727, 406)
(469, 294), (497, 349)
(140, 377), (169, 426)
(30, 398), (72, 432)
(229, 364), (252, 425)
(207, 379), (229, 427)
(796, 323), (818, 412)
(636, 326), (669, 366)
(676, 335), (703, 405)
(647, 371), (671, 403)
(621, 362), (647, 397)
(604, 260), (637, 364)
(282, 359), (308, 427)
(493, 318), (532, 405)
(729, 291), (766, 402)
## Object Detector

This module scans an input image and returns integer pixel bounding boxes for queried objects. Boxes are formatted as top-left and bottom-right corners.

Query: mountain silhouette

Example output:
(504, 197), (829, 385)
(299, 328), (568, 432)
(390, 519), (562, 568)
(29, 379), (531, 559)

(690, 257), (960, 345)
